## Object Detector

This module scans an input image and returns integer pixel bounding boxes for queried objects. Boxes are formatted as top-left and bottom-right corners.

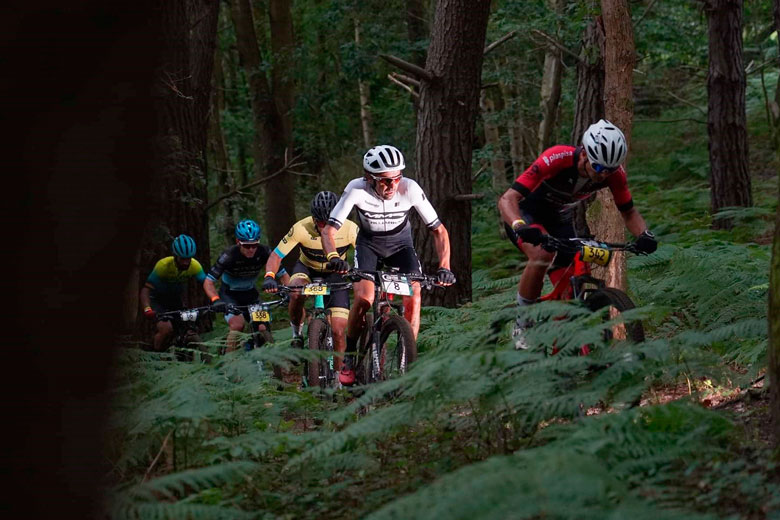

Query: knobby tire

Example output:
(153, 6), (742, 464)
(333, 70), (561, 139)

(583, 287), (645, 344)
(307, 318), (331, 391)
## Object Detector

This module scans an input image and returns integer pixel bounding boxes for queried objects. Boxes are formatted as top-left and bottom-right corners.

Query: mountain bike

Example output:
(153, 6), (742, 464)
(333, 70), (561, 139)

(347, 269), (441, 385)
(531, 235), (646, 354)
(296, 278), (354, 391)
(230, 290), (291, 380)
(157, 306), (214, 362)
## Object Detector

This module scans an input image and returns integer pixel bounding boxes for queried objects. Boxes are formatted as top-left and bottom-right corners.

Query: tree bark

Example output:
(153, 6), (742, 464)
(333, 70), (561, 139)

(705, 0), (752, 229)
(414, 0), (492, 306)
(590, 0), (635, 291)
(500, 72), (528, 179)
(267, 0), (297, 247)
(355, 19), (374, 148)
(770, 0), (780, 451)
(537, 0), (565, 153)
(143, 0), (219, 313)
(571, 17), (605, 237)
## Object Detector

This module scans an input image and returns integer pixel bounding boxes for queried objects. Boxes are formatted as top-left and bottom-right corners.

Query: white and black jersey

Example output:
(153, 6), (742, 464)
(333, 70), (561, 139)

(328, 177), (441, 255)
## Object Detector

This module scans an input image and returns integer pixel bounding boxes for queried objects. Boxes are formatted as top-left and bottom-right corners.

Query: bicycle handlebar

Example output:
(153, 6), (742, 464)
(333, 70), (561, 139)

(539, 235), (642, 255)
(346, 268), (443, 290)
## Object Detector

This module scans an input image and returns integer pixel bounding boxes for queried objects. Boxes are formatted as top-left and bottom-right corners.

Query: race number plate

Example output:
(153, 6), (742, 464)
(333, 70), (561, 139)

(248, 304), (270, 322)
(380, 273), (413, 296)
(581, 245), (611, 266)
(179, 310), (198, 322)
(303, 283), (330, 296)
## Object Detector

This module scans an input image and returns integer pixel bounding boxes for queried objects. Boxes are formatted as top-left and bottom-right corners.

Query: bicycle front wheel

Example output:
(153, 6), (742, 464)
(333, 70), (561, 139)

(583, 288), (645, 344)
(307, 318), (332, 390)
(376, 314), (417, 381)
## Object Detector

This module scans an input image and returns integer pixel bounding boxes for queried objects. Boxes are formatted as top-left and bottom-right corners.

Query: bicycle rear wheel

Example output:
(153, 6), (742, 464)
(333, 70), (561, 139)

(583, 287), (645, 344)
(376, 314), (417, 381)
(306, 318), (332, 390)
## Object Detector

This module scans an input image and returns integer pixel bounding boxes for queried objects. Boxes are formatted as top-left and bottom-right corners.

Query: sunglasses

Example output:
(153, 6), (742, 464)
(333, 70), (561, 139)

(370, 173), (403, 187)
(239, 242), (259, 250)
(591, 162), (618, 174)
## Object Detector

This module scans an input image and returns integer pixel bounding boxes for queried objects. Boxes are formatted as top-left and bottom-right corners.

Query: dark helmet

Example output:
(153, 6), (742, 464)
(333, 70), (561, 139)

(172, 234), (196, 259)
(310, 191), (339, 223)
(235, 219), (261, 242)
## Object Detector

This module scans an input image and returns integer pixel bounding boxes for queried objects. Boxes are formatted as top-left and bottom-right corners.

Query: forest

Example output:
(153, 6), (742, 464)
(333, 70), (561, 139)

(4, 0), (779, 518)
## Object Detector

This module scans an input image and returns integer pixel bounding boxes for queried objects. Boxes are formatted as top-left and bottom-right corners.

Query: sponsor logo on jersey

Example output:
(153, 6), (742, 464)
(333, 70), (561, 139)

(544, 150), (572, 165)
(362, 211), (406, 219)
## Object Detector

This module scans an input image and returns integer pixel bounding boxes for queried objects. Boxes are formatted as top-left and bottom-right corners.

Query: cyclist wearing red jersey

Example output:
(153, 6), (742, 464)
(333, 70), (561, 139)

(497, 119), (657, 349)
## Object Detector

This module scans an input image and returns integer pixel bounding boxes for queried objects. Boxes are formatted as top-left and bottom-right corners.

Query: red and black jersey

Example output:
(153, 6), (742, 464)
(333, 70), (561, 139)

(511, 145), (634, 213)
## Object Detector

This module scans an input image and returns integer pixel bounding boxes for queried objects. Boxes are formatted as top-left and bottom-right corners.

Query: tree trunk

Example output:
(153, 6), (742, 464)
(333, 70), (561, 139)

(500, 73), (527, 179)
(771, 174), (780, 449)
(414, 0), (492, 306)
(208, 40), (238, 245)
(266, 0), (297, 247)
(480, 88), (507, 194)
(571, 17), (605, 237)
(770, 0), (780, 451)
(355, 19), (374, 148)
(706, 0), (752, 229)
(590, 0), (635, 291)
(143, 0), (219, 314)
(537, 0), (565, 153)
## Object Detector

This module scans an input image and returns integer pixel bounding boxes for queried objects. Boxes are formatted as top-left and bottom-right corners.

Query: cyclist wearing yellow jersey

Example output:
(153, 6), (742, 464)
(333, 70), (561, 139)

(263, 192), (358, 372)
(140, 234), (206, 351)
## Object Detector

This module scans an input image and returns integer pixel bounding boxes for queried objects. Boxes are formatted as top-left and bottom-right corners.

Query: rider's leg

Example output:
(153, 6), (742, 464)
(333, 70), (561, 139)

(225, 314), (245, 353)
(153, 320), (174, 351)
(287, 274), (308, 346)
(329, 311), (348, 371)
(340, 279), (373, 384)
(517, 242), (555, 301)
(402, 281), (422, 339)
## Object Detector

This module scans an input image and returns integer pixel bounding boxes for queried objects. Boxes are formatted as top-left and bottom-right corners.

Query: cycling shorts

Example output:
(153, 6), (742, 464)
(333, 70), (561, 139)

(150, 294), (185, 316)
(354, 242), (422, 276)
(289, 261), (350, 320)
(504, 203), (577, 269)
(218, 287), (260, 323)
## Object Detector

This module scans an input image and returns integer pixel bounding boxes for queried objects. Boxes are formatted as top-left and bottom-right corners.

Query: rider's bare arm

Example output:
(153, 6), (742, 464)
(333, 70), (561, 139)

(431, 224), (451, 270)
(203, 278), (219, 301)
(139, 285), (152, 310)
(621, 207), (649, 237)
(265, 252), (283, 277)
(498, 188), (525, 228)
(321, 224), (339, 256)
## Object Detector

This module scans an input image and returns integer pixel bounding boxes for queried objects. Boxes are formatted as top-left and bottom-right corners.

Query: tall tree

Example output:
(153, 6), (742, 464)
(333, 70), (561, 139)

(537, 0), (565, 153)
(412, 0), (492, 306)
(142, 0), (220, 312)
(589, 0), (635, 292)
(705, 0), (752, 229)
(230, 0), (296, 248)
(407, 0), (428, 67)
(355, 18), (375, 148)
(571, 16), (605, 237)
(769, 0), (780, 451)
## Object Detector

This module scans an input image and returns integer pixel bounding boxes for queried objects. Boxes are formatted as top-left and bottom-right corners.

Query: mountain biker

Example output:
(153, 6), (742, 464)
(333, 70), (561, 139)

(263, 191), (358, 373)
(203, 219), (289, 352)
(322, 144), (456, 385)
(497, 119), (658, 349)
(140, 234), (207, 351)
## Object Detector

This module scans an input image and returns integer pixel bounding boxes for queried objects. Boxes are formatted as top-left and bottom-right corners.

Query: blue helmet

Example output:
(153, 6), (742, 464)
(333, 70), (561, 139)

(235, 219), (261, 242)
(172, 234), (196, 258)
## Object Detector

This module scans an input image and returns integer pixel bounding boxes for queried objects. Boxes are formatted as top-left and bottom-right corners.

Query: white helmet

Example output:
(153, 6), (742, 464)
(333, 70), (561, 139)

(363, 145), (406, 173)
(582, 119), (627, 169)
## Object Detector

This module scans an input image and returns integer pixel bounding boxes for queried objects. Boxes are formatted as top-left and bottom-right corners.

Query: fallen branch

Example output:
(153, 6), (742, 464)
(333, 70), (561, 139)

(472, 164), (488, 181)
(530, 29), (582, 64)
(379, 54), (433, 82)
(635, 118), (707, 125)
(484, 30), (518, 56)
(143, 429), (174, 482)
(206, 149), (306, 210)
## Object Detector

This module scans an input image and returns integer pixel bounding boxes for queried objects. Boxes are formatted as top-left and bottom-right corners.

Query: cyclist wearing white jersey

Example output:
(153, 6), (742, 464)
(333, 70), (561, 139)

(322, 144), (456, 385)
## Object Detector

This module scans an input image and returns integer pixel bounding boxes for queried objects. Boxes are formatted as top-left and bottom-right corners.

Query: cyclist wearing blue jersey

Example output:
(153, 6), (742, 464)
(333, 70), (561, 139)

(140, 234), (206, 351)
(203, 219), (289, 352)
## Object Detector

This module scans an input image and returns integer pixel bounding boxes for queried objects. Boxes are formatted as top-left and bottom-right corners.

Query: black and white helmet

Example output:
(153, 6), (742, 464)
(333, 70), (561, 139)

(363, 145), (406, 173)
(582, 119), (627, 169)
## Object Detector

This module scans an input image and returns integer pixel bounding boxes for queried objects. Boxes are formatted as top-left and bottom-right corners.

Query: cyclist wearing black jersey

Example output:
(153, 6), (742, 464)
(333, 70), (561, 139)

(322, 144), (456, 385)
(140, 234), (206, 351)
(497, 120), (657, 349)
(203, 219), (289, 352)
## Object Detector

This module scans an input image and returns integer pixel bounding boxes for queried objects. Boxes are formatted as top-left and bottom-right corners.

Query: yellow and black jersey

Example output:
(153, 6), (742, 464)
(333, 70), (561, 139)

(273, 216), (357, 271)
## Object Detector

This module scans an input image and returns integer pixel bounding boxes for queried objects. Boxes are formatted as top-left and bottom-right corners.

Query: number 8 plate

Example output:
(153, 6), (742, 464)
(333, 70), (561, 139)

(380, 273), (413, 296)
